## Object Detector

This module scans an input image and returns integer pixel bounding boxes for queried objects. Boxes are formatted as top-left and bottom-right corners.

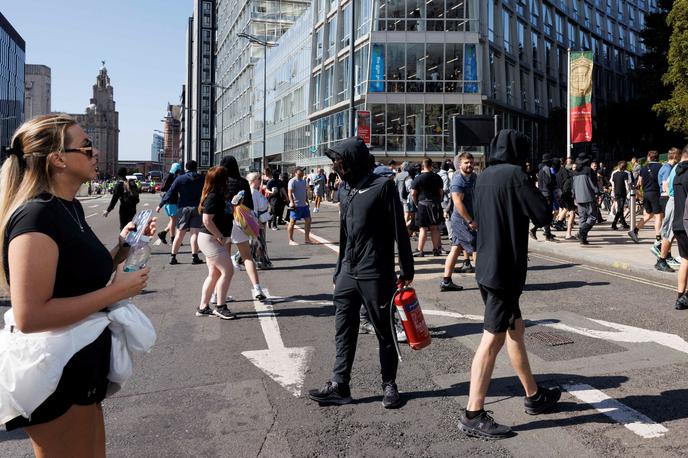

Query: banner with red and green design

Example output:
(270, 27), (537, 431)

(569, 51), (594, 143)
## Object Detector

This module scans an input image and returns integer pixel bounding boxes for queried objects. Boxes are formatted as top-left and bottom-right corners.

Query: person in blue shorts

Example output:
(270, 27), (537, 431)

(287, 168), (314, 245)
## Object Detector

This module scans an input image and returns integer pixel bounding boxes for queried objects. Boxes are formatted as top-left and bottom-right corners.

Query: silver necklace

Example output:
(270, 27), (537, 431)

(56, 198), (84, 232)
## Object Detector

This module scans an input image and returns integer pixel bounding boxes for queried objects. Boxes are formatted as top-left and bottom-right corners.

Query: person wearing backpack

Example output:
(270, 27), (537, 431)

(104, 167), (139, 230)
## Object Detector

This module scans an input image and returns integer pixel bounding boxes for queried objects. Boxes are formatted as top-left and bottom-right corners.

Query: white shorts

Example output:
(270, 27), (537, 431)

(198, 232), (230, 259)
(231, 221), (250, 244)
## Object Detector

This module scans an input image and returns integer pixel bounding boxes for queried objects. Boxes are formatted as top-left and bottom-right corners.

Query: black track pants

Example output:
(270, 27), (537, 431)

(331, 273), (398, 386)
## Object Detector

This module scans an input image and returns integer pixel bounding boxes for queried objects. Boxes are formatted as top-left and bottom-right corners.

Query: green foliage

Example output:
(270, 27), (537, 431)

(653, 0), (688, 135)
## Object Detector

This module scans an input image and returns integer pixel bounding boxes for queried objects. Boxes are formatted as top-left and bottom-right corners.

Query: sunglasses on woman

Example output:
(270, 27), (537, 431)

(64, 139), (95, 159)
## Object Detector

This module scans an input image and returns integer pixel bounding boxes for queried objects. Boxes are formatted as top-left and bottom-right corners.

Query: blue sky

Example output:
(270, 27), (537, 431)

(3, 0), (192, 160)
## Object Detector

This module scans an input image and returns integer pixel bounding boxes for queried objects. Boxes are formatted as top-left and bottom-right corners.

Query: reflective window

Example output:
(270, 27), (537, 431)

(503, 9), (512, 53)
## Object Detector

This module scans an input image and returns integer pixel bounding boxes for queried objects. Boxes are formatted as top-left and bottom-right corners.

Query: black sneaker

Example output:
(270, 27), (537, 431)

(213, 305), (237, 320)
(655, 259), (675, 273)
(157, 230), (168, 245)
(579, 238), (589, 245)
(545, 234), (557, 242)
(169, 256), (179, 265)
(524, 386), (561, 415)
(675, 294), (688, 310)
(192, 256), (205, 265)
(628, 230), (640, 243)
(440, 280), (464, 292)
(412, 250), (425, 258)
(307, 381), (352, 405)
(433, 248), (449, 256)
(458, 262), (475, 274)
(458, 409), (512, 439)
(529, 228), (538, 240)
(382, 382), (402, 409)
(195, 306), (213, 317)
(610, 225), (618, 231)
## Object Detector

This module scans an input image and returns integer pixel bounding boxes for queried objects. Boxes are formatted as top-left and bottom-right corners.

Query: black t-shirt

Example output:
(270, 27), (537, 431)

(3, 193), (113, 298)
(410, 171), (443, 203)
(328, 172), (337, 186)
(200, 192), (232, 237)
(266, 178), (284, 203)
(639, 162), (662, 193)
(611, 170), (630, 197)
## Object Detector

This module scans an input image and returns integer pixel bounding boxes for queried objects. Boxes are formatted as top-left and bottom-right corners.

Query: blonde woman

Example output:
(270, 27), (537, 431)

(0, 114), (153, 456)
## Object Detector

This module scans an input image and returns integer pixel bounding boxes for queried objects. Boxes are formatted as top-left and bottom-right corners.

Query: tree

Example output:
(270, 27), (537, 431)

(653, 0), (688, 136)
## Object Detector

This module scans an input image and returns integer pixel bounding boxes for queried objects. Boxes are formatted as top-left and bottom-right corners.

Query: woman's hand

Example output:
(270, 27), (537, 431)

(216, 235), (225, 245)
(119, 222), (136, 241)
(119, 218), (158, 242)
(143, 217), (157, 236)
(111, 263), (150, 299)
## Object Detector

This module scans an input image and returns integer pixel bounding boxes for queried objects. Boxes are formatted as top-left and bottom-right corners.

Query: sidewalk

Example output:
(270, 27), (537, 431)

(529, 224), (677, 284)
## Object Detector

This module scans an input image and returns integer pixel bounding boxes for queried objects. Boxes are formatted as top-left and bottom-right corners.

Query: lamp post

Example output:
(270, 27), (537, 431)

(237, 32), (278, 172)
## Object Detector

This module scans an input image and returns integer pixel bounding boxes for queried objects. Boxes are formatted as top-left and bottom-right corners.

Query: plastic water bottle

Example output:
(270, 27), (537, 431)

(123, 236), (151, 272)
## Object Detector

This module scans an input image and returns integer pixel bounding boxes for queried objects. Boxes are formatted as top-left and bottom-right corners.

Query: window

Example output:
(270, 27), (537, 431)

(324, 66), (334, 107)
(544, 39), (553, 75)
(583, 2), (591, 27)
(426, 43), (444, 92)
(386, 43), (405, 92)
(315, 28), (324, 65)
(488, 0), (495, 41)
(356, 0), (371, 39)
(595, 11), (602, 34)
(543, 4), (553, 36)
(530, 0), (539, 25)
(555, 13), (564, 43)
(202, 1), (212, 27)
(518, 21), (526, 57)
(531, 31), (540, 69)
(503, 9), (512, 53)
(327, 16), (337, 59)
(406, 44), (425, 92)
(568, 21), (576, 47)
(618, 24), (625, 47)
(607, 18), (613, 42)
(405, 104), (424, 152)
(341, 4), (352, 48)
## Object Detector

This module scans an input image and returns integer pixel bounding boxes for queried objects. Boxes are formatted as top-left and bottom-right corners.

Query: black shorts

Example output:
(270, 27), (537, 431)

(643, 192), (662, 214)
(560, 192), (575, 211)
(479, 284), (522, 333)
(675, 230), (688, 259)
(416, 200), (444, 228)
(5, 329), (111, 431)
(177, 206), (203, 230)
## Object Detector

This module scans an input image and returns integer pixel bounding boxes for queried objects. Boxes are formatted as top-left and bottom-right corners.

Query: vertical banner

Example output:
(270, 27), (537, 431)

(463, 44), (479, 93)
(569, 51), (594, 143)
(369, 44), (385, 93)
(356, 110), (371, 145)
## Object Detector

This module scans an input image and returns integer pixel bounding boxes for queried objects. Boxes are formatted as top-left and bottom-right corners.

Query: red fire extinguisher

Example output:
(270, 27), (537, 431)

(392, 282), (432, 351)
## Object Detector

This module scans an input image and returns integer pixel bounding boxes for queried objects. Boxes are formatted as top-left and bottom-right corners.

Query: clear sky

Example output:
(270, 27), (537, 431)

(2, 0), (192, 160)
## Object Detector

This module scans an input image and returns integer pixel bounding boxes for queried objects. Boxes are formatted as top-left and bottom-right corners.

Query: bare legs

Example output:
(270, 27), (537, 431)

(288, 217), (312, 245)
(417, 226), (441, 253)
(200, 253), (234, 309)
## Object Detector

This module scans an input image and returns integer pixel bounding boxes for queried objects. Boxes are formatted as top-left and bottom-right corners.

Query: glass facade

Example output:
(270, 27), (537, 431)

(374, 0), (479, 32)
(0, 13), (25, 152)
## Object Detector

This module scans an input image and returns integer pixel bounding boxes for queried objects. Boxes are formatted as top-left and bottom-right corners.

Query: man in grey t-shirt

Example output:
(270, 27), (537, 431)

(287, 168), (313, 245)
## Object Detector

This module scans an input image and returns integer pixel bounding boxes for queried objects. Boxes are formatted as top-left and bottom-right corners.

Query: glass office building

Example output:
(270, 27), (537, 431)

(0, 12), (25, 153)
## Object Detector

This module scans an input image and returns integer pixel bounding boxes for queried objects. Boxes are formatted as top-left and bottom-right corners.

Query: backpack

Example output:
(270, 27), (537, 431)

(121, 179), (140, 206)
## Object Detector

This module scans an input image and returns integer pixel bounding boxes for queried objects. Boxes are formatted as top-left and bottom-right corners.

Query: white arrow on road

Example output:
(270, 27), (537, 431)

(242, 289), (314, 397)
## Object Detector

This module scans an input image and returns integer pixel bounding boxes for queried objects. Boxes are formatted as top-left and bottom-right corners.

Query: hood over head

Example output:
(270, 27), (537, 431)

(400, 161), (410, 172)
(541, 153), (553, 165)
(219, 155), (241, 179)
(488, 129), (530, 166)
(324, 136), (372, 184)
(675, 160), (688, 176)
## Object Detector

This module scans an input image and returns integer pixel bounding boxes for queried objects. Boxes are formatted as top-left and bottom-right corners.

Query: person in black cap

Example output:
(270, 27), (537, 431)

(307, 137), (414, 409)
(458, 130), (561, 439)
(529, 153), (556, 241)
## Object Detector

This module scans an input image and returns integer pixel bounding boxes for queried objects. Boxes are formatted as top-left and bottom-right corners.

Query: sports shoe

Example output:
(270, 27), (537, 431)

(169, 256), (179, 265)
(192, 256), (205, 265)
(157, 230), (168, 244)
(458, 262), (475, 274)
(545, 234), (557, 242)
(359, 319), (375, 334)
(529, 228), (538, 240)
(231, 253), (245, 271)
(195, 306), (213, 317)
(307, 381), (352, 405)
(579, 238), (589, 245)
(628, 230), (640, 243)
(210, 292), (235, 306)
(440, 279), (464, 292)
(667, 257), (681, 268)
(213, 305), (237, 320)
(655, 259), (675, 273)
(675, 294), (688, 310)
(610, 225), (618, 231)
(458, 409), (512, 440)
(650, 243), (661, 258)
(412, 250), (425, 258)
(524, 386), (561, 415)
(271, 226), (279, 231)
(253, 285), (267, 301)
(382, 382), (402, 409)
(433, 248), (449, 256)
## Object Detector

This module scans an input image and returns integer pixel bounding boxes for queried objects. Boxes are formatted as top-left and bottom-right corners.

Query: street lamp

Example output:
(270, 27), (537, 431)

(237, 32), (278, 172)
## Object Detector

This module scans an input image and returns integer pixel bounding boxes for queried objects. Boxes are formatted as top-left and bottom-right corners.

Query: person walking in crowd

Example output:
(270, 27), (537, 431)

(440, 152), (476, 292)
(610, 160), (632, 231)
(654, 148), (680, 271)
(219, 156), (267, 301)
(629, 151), (664, 243)
(156, 162), (182, 245)
(195, 166), (236, 319)
(103, 167), (139, 230)
(459, 129), (560, 439)
(157, 160), (205, 266)
(530, 154), (557, 241)
(266, 169), (288, 230)
(555, 156), (576, 239)
(287, 168), (314, 245)
(572, 154), (599, 245)
(312, 168), (327, 213)
(411, 158), (446, 257)
(327, 169), (338, 202)
(308, 137), (414, 408)
(404, 166), (419, 236)
(671, 146), (688, 310)
(248, 171), (272, 269)
(0, 114), (153, 455)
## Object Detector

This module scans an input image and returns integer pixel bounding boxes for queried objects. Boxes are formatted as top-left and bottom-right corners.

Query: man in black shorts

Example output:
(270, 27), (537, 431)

(410, 158), (445, 256)
(458, 130), (561, 439)
(671, 146), (688, 309)
(629, 150), (663, 243)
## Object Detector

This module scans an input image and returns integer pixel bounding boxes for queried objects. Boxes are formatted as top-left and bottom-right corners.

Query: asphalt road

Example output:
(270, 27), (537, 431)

(2, 192), (688, 457)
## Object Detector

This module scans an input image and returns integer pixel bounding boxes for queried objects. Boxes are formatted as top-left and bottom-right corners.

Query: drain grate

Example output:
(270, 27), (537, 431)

(528, 331), (574, 346)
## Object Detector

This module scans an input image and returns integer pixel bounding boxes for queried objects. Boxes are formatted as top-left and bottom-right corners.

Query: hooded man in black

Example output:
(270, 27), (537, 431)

(307, 137), (414, 409)
(458, 130), (561, 439)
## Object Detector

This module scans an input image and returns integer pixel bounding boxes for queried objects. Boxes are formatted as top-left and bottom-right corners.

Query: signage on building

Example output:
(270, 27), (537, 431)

(357, 110), (372, 145)
(569, 51), (594, 143)
(463, 45), (479, 93)
(369, 44), (385, 93)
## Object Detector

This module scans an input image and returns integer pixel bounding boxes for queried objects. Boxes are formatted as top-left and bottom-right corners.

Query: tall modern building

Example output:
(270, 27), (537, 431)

(71, 63), (119, 178)
(24, 64), (51, 120)
(0, 12), (25, 152)
(214, 0), (311, 170)
(186, 0), (216, 170)
(151, 132), (164, 164)
(251, 0), (657, 167)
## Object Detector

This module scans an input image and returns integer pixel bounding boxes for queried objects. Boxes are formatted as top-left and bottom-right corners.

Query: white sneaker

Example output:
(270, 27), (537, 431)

(252, 285), (267, 301)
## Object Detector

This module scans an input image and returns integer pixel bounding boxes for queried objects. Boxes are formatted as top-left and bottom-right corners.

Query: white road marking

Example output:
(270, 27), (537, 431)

(241, 288), (314, 397)
(143, 203), (150, 206)
(292, 225), (339, 253)
(85, 213), (97, 219)
(561, 383), (668, 438)
(153, 239), (162, 246)
(88, 204), (99, 208)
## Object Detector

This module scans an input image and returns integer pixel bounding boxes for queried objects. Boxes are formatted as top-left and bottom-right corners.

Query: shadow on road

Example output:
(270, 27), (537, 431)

(527, 263), (578, 271)
(0, 428), (28, 443)
(524, 281), (609, 291)
(268, 263), (335, 271)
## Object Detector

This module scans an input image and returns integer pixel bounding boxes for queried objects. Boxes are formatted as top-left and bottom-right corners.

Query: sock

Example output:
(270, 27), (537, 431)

(442, 276), (451, 283)
(465, 409), (484, 419)
(656, 235), (662, 242)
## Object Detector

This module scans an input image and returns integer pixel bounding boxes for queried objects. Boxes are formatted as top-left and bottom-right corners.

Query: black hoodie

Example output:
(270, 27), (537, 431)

(326, 137), (414, 282)
(673, 160), (688, 233)
(474, 130), (551, 292)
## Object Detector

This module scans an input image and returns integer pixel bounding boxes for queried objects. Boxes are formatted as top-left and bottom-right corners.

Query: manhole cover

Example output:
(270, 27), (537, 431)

(528, 331), (574, 346)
